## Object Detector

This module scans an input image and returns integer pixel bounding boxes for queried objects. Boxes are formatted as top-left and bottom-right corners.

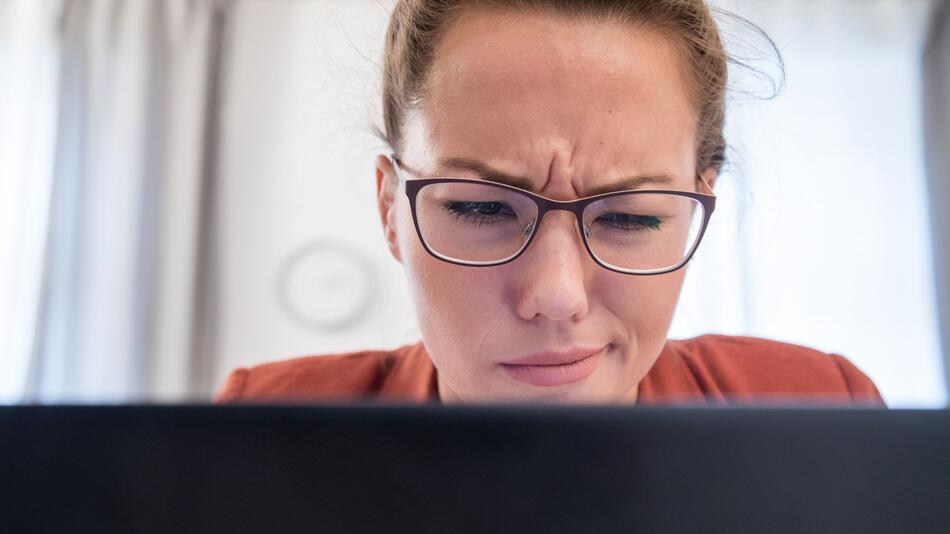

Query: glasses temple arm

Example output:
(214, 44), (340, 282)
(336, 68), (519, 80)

(696, 173), (716, 196)
(389, 153), (408, 186)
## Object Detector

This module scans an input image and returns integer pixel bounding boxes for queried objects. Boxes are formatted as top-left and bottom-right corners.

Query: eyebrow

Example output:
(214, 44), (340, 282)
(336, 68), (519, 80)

(438, 157), (676, 196)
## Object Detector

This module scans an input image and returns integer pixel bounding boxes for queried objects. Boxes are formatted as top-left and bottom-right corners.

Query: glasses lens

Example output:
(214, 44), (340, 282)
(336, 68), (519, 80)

(582, 193), (705, 273)
(414, 181), (539, 264)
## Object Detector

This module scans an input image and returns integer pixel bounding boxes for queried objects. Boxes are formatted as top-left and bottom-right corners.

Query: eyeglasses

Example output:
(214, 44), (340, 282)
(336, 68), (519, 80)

(389, 154), (716, 276)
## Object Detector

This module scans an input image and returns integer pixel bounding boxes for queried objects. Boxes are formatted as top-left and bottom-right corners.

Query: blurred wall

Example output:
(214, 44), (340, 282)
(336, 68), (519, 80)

(209, 1), (419, 393)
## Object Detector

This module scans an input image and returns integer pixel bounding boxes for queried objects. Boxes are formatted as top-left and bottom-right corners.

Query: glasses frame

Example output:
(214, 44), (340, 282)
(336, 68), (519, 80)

(389, 154), (717, 276)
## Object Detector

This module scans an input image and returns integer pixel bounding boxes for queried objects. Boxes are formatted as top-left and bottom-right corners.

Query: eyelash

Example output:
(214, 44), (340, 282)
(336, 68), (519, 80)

(442, 201), (516, 226)
(595, 213), (663, 232)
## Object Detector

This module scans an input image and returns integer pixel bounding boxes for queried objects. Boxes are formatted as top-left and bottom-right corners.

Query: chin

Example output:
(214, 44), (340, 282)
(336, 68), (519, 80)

(481, 379), (616, 405)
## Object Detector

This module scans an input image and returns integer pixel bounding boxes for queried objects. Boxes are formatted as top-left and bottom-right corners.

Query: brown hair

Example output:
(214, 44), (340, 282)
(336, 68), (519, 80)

(380, 0), (766, 175)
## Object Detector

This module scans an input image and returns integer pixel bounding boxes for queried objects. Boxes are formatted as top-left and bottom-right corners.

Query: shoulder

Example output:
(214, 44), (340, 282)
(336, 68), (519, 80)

(665, 334), (884, 405)
(213, 341), (435, 404)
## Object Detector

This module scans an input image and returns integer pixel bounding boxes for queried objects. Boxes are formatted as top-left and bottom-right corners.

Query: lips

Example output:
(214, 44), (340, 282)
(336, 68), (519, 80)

(499, 346), (606, 387)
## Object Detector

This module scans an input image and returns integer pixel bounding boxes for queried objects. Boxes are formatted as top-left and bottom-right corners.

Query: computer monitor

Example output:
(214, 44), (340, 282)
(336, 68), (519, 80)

(1, 405), (947, 533)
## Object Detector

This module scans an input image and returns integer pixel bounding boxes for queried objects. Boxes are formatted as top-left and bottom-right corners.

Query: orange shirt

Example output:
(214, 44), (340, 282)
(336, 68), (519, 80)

(214, 334), (885, 406)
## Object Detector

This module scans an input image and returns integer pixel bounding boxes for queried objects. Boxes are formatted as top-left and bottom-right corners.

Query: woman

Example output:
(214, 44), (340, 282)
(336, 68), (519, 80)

(216, 0), (883, 405)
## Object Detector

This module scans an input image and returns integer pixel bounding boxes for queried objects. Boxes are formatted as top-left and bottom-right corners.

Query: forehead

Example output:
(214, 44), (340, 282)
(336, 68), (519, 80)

(406, 8), (698, 189)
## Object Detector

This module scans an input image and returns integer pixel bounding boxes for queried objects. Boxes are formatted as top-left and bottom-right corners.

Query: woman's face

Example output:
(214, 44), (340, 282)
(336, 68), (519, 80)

(376, 10), (715, 403)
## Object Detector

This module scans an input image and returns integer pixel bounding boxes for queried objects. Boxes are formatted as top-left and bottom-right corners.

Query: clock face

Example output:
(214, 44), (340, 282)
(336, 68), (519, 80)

(277, 241), (376, 331)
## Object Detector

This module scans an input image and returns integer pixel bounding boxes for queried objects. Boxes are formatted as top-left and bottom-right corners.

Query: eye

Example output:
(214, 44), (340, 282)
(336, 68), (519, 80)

(595, 212), (663, 232)
(442, 201), (516, 225)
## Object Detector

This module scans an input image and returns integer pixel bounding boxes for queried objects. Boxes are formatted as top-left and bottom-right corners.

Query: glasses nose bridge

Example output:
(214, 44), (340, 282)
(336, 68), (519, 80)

(529, 198), (589, 243)
(535, 193), (588, 224)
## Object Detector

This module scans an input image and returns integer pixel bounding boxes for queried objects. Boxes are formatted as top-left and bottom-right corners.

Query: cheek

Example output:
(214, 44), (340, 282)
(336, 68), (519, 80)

(598, 269), (686, 339)
(395, 199), (502, 346)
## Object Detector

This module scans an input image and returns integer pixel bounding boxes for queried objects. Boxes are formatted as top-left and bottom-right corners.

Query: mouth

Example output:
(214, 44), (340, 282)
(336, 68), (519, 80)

(498, 346), (607, 387)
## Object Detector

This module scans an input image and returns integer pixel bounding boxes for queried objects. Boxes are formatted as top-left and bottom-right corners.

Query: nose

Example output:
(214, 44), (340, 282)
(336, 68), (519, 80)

(511, 210), (591, 322)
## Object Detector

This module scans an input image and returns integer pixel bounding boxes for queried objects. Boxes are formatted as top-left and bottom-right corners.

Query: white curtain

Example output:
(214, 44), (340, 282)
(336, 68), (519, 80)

(923, 1), (950, 404)
(10, 0), (228, 402)
(0, 1), (61, 403)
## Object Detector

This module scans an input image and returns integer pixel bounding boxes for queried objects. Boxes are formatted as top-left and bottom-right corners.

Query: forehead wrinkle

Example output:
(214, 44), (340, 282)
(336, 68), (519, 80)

(436, 155), (680, 198)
